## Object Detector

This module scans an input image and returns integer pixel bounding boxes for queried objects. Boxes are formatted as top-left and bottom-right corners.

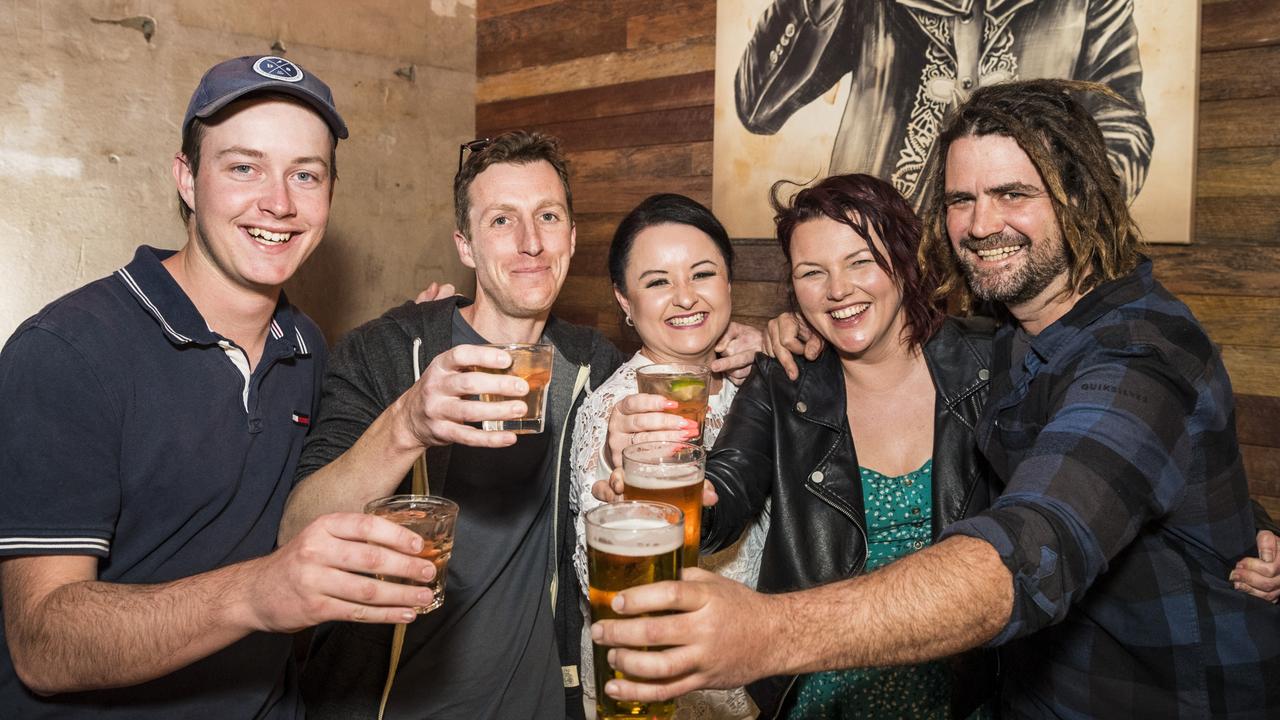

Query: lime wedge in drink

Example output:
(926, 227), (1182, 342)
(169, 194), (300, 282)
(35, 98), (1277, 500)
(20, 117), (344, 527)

(667, 377), (706, 401)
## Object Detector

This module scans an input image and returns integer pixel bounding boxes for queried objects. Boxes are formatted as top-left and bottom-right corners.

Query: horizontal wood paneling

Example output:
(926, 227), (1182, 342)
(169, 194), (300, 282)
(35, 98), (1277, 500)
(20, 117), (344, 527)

(478, 0), (631, 77)
(1146, 244), (1280, 296)
(477, 0), (558, 21)
(1193, 196), (1280, 246)
(627, 2), (717, 48)
(1237, 394), (1280, 448)
(483, 105), (714, 153)
(1200, 45), (1280, 101)
(1199, 96), (1280, 149)
(477, 35), (714, 103)
(477, 72), (713, 130)
(1180, 295), (1280, 347)
(1201, 0), (1280, 51)
(1245, 445), (1280, 496)
(1195, 147), (1280, 197)
(1220, 346), (1280, 397)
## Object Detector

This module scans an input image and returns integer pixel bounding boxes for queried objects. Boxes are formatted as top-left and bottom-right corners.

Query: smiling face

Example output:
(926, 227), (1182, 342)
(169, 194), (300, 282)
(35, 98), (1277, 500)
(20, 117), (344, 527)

(174, 96), (333, 294)
(614, 223), (732, 365)
(456, 160), (575, 320)
(943, 134), (1070, 311)
(790, 215), (907, 361)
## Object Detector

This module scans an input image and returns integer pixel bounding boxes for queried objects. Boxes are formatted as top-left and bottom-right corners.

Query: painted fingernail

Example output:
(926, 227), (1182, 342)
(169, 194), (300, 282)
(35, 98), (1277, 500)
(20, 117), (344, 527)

(680, 419), (697, 429)
(664, 400), (678, 409)
(681, 427), (699, 439)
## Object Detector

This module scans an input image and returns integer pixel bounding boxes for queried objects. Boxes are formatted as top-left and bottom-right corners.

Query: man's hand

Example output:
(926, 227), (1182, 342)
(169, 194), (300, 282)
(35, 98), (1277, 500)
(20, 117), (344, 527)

(245, 512), (438, 632)
(393, 344), (529, 450)
(764, 311), (823, 381)
(590, 568), (780, 702)
(605, 394), (697, 468)
(711, 321), (764, 385)
(1231, 529), (1279, 603)
(592, 467), (718, 507)
(414, 282), (457, 304)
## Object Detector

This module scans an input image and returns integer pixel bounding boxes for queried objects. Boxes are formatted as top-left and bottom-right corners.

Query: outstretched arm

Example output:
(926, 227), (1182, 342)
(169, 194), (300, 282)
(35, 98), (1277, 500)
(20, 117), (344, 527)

(591, 535), (1011, 701)
(280, 342), (528, 542)
(3, 513), (433, 695)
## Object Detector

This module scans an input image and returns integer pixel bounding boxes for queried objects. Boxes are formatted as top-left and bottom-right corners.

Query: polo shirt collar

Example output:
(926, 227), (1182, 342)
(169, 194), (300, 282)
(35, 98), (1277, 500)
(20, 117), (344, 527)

(1022, 257), (1153, 364)
(113, 245), (311, 357)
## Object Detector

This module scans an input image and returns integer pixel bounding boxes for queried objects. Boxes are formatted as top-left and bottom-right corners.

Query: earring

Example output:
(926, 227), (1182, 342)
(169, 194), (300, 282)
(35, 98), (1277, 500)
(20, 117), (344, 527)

(625, 315), (635, 327)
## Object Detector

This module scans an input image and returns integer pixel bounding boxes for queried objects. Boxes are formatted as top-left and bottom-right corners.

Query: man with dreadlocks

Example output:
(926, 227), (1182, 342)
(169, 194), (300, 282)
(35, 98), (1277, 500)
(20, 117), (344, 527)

(588, 80), (1279, 719)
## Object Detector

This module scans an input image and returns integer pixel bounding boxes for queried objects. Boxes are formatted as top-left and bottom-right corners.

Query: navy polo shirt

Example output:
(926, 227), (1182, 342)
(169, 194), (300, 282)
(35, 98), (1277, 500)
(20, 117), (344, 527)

(0, 246), (325, 719)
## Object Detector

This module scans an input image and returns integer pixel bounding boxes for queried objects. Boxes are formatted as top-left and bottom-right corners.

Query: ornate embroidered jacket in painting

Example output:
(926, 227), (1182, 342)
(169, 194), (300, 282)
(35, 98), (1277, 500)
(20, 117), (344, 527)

(736, 0), (1154, 207)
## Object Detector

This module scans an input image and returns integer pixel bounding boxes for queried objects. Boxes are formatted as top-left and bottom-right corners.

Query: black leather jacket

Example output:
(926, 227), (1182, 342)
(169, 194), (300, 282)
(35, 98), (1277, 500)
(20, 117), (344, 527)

(702, 316), (999, 718)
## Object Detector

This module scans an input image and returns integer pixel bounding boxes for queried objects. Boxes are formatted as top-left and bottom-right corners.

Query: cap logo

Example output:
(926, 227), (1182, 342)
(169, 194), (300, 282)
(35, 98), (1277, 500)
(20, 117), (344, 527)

(252, 56), (304, 83)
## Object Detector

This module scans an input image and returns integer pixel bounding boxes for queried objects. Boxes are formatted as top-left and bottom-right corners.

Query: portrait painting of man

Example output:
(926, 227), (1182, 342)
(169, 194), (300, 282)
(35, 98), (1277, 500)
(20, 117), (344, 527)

(714, 0), (1198, 244)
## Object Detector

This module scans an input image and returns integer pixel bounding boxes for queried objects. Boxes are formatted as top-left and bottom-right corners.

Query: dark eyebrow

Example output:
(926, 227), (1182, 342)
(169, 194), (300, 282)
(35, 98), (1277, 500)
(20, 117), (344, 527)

(691, 259), (719, 269)
(293, 155), (329, 169)
(988, 181), (1043, 196)
(216, 146), (264, 159)
(943, 190), (973, 204)
(638, 268), (669, 280)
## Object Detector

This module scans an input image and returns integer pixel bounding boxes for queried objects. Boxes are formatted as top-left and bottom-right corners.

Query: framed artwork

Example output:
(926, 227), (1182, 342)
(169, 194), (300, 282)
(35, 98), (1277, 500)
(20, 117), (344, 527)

(714, 0), (1199, 244)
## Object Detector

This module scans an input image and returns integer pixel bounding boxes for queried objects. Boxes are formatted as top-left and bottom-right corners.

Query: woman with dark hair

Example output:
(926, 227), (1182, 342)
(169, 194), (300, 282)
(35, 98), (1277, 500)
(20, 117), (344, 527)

(569, 194), (770, 719)
(602, 174), (997, 718)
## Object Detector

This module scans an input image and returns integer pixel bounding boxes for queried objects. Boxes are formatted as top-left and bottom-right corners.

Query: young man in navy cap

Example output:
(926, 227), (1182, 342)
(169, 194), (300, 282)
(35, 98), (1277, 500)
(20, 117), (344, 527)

(0, 56), (437, 719)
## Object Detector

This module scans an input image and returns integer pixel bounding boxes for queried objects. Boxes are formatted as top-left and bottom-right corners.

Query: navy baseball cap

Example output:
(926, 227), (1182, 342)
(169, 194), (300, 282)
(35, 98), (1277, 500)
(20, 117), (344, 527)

(183, 55), (349, 142)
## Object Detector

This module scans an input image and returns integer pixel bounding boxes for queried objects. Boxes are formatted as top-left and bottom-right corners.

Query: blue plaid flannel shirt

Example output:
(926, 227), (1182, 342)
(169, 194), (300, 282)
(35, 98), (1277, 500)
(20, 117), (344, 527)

(941, 260), (1280, 718)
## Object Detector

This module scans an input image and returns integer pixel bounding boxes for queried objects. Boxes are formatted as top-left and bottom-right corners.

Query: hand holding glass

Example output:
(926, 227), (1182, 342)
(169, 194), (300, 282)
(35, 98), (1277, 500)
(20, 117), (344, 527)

(635, 363), (710, 443)
(364, 494), (459, 614)
(586, 501), (684, 720)
(475, 343), (554, 434)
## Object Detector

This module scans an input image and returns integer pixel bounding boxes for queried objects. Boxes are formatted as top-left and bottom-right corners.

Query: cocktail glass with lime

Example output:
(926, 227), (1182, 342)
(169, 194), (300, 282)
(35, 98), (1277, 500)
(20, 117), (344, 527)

(635, 363), (711, 444)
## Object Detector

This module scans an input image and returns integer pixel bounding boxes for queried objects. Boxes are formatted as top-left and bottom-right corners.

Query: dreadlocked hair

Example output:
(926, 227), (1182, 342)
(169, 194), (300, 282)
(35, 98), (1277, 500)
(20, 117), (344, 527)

(917, 79), (1144, 312)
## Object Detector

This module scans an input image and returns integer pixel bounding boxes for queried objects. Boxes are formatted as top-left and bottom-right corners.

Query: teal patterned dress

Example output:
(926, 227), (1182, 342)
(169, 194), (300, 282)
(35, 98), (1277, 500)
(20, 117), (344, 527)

(787, 460), (958, 719)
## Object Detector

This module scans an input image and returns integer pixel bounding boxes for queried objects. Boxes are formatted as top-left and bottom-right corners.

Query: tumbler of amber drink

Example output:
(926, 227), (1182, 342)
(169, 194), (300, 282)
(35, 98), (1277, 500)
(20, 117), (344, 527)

(622, 441), (705, 570)
(476, 342), (554, 434)
(635, 363), (710, 443)
(364, 494), (459, 614)
(586, 501), (684, 720)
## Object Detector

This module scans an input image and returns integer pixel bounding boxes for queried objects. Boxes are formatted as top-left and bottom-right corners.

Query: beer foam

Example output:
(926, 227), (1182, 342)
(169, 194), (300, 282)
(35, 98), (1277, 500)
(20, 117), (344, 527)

(624, 466), (701, 490)
(589, 518), (683, 556)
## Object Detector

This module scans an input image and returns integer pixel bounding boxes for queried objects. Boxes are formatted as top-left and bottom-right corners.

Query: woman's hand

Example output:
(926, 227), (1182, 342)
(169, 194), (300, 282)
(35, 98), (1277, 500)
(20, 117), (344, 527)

(605, 394), (698, 469)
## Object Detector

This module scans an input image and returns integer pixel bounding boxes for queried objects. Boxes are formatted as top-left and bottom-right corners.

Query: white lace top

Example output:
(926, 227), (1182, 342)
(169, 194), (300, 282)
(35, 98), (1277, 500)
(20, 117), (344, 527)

(571, 352), (771, 719)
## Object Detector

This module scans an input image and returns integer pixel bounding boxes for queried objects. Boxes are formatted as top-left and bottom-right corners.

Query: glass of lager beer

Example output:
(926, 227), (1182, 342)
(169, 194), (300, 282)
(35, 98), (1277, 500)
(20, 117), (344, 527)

(586, 501), (684, 720)
(475, 342), (554, 434)
(364, 494), (459, 614)
(635, 363), (711, 443)
(622, 441), (705, 569)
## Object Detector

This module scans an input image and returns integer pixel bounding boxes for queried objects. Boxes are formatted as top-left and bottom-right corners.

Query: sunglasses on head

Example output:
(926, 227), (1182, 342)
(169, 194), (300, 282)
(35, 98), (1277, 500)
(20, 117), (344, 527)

(458, 138), (491, 173)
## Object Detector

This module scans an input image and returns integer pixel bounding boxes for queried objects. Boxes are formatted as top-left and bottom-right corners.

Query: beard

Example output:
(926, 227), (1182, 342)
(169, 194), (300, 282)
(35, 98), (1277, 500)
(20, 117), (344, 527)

(957, 229), (1068, 307)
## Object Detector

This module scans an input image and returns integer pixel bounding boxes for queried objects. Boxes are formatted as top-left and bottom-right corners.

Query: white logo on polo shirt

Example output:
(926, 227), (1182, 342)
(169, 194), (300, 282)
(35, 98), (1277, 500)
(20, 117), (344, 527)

(253, 56), (304, 82)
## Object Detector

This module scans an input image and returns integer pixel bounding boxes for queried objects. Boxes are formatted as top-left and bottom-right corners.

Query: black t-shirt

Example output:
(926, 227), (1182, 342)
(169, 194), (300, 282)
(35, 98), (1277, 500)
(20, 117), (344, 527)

(378, 311), (564, 717)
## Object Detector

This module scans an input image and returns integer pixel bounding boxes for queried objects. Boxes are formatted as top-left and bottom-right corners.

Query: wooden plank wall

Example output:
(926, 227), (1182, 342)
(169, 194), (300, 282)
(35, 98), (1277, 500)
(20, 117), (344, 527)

(476, 0), (1280, 515)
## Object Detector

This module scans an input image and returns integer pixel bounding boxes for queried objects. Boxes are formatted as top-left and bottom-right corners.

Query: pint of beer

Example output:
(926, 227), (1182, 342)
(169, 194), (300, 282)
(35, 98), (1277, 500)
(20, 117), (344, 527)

(586, 501), (684, 720)
(622, 441), (704, 569)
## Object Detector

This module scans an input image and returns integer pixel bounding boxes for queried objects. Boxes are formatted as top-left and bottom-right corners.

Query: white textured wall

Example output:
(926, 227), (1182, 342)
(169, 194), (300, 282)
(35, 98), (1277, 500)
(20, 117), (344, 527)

(0, 0), (477, 342)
